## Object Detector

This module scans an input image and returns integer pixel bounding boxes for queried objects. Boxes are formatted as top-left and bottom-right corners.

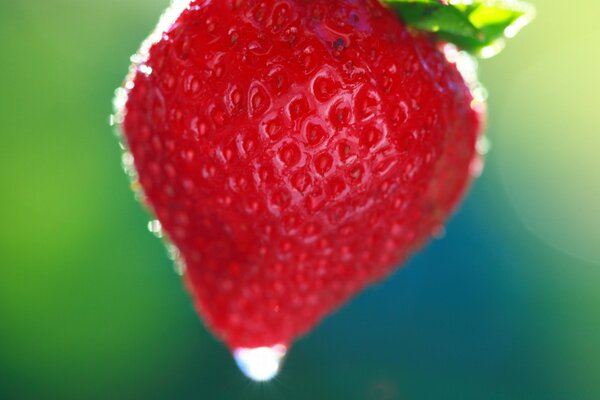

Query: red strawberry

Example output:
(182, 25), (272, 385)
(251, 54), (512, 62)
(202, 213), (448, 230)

(116, 0), (489, 380)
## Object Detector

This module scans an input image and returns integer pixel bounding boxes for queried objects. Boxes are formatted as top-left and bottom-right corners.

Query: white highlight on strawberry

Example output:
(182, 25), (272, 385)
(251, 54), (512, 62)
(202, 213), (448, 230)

(233, 344), (287, 382)
(113, 0), (193, 128)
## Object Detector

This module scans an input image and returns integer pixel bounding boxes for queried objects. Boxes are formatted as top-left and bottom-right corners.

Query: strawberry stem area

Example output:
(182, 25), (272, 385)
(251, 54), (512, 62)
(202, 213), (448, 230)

(384, 0), (535, 57)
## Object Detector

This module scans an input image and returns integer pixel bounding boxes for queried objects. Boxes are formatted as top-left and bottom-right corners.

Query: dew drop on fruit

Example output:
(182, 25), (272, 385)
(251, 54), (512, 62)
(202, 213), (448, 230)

(121, 152), (137, 179)
(166, 243), (186, 276)
(476, 136), (492, 156)
(233, 344), (287, 382)
(147, 219), (163, 238)
(139, 64), (153, 77)
(112, 88), (128, 126)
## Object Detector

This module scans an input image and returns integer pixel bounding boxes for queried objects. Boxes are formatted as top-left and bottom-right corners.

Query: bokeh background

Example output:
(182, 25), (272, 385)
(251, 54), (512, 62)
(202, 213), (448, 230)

(1, 0), (599, 398)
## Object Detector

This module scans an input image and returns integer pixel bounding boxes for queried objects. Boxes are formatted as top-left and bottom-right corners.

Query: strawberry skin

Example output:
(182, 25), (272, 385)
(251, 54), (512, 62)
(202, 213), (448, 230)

(120, 0), (483, 349)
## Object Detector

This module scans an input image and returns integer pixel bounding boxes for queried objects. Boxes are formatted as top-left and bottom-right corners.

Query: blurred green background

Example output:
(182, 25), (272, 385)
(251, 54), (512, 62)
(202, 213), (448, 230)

(0, 0), (598, 398)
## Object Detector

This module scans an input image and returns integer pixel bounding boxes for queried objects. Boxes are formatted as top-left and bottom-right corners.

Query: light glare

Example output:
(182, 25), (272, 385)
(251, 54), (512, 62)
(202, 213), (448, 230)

(234, 345), (287, 382)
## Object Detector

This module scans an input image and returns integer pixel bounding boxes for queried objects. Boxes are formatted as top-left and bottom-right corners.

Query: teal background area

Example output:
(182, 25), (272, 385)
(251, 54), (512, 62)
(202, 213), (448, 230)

(0, 1), (599, 398)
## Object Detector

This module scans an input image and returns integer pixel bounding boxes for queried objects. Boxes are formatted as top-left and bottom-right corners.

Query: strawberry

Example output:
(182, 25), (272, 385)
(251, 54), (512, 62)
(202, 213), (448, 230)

(115, 0), (533, 381)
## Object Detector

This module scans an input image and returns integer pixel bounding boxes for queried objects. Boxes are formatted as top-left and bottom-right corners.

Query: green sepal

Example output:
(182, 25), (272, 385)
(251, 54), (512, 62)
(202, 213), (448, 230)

(384, 0), (535, 57)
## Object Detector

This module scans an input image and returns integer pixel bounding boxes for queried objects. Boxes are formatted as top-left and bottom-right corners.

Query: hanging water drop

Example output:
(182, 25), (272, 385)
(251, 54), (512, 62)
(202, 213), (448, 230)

(233, 344), (287, 382)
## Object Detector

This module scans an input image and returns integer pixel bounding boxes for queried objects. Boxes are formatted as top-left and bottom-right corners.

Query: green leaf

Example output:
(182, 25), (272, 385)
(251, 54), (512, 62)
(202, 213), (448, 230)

(384, 0), (535, 57)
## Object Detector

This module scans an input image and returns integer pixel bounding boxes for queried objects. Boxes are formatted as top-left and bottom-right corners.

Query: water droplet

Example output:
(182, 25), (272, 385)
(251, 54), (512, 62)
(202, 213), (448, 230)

(480, 42), (505, 59)
(233, 344), (287, 382)
(164, 242), (186, 275)
(139, 64), (153, 76)
(112, 88), (128, 124)
(476, 136), (492, 155)
(121, 152), (137, 178)
(148, 219), (163, 238)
